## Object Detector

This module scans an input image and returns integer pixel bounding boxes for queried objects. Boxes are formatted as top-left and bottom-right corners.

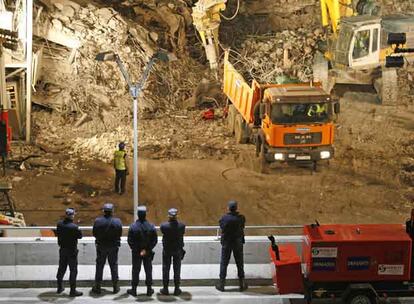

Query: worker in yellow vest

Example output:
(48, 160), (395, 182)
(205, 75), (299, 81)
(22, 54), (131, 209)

(114, 142), (128, 195)
(307, 104), (327, 118)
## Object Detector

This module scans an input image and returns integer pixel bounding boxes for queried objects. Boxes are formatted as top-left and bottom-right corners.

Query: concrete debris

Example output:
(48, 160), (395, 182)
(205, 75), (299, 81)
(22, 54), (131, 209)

(397, 68), (414, 105)
(12, 176), (24, 182)
(68, 109), (237, 162)
(33, 0), (207, 160)
(236, 28), (325, 83)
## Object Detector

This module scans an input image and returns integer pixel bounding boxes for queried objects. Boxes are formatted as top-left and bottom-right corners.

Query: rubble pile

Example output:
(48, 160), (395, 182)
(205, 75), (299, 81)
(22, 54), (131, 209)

(35, 1), (204, 116)
(397, 68), (414, 105)
(35, 1), (156, 114)
(381, 0), (414, 14)
(400, 133), (414, 187)
(240, 0), (319, 31)
(71, 109), (237, 162)
(33, 0), (209, 160)
(235, 28), (324, 83)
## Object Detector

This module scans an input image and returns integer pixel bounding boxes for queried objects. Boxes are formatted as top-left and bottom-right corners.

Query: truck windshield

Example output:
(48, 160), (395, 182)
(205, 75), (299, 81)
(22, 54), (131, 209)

(271, 103), (332, 124)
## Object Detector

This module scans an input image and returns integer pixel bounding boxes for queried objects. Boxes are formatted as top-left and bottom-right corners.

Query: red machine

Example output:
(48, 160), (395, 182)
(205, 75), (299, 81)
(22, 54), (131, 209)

(270, 223), (414, 304)
(0, 110), (11, 155)
(269, 244), (303, 294)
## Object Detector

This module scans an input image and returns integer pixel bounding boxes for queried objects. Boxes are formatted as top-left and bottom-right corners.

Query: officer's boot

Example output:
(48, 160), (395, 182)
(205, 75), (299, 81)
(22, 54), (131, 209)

(112, 280), (120, 294)
(69, 284), (83, 297)
(56, 280), (64, 294)
(239, 278), (248, 291)
(159, 282), (169, 295)
(146, 285), (154, 296)
(215, 279), (225, 292)
(92, 282), (101, 294)
(127, 285), (137, 297)
(173, 284), (182, 296)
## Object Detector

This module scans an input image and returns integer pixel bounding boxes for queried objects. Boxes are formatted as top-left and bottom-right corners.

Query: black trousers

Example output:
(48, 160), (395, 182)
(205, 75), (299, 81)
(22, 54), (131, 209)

(162, 251), (182, 286)
(95, 246), (119, 282)
(115, 170), (126, 194)
(56, 248), (78, 287)
(219, 241), (245, 280)
(131, 253), (153, 287)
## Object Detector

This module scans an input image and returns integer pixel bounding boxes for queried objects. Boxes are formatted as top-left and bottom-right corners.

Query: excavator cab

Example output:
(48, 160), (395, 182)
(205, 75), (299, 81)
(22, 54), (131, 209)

(334, 16), (381, 69)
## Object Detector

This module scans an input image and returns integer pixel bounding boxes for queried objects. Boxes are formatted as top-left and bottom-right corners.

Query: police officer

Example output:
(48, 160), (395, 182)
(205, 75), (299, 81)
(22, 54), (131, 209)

(114, 142), (128, 195)
(160, 208), (186, 296)
(216, 200), (248, 292)
(406, 209), (414, 237)
(127, 206), (158, 297)
(56, 208), (83, 297)
(92, 203), (123, 294)
(406, 209), (414, 279)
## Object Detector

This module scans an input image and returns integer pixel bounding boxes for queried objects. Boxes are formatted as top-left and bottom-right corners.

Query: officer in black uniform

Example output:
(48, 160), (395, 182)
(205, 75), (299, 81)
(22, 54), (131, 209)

(406, 209), (414, 280)
(160, 208), (186, 296)
(127, 205), (158, 297)
(56, 208), (83, 297)
(92, 203), (123, 294)
(216, 200), (248, 292)
(406, 209), (414, 237)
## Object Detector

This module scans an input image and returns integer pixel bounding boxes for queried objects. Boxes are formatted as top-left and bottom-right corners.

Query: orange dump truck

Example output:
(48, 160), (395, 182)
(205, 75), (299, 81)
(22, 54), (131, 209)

(224, 51), (340, 171)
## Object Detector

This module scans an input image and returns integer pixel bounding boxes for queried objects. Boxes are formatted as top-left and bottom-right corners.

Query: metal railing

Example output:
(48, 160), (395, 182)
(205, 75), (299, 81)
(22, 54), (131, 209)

(1, 225), (304, 238)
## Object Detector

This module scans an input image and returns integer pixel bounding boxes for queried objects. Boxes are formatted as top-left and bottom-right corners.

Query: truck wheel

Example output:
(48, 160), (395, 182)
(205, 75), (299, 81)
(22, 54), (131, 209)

(234, 114), (249, 144)
(227, 104), (236, 133)
(255, 135), (261, 157)
(346, 292), (377, 304)
(259, 142), (269, 174)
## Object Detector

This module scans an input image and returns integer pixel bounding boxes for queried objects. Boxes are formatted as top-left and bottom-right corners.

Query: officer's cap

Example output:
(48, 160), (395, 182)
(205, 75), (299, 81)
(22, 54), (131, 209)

(168, 208), (178, 217)
(228, 200), (238, 211)
(103, 203), (114, 212)
(119, 142), (125, 149)
(65, 208), (75, 216)
(137, 205), (147, 215)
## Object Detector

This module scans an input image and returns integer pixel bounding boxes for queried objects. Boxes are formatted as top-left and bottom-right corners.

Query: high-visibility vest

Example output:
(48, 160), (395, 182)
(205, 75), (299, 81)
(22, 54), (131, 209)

(307, 104), (326, 116)
(114, 150), (126, 170)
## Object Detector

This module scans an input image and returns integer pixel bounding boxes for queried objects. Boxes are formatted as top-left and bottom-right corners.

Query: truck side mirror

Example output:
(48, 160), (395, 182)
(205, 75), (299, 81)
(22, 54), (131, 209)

(334, 102), (340, 114)
(259, 103), (266, 119)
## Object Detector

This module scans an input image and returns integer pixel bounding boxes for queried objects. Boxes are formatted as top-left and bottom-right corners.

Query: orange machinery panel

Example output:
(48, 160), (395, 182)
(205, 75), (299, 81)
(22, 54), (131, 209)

(270, 244), (304, 294)
(303, 224), (412, 282)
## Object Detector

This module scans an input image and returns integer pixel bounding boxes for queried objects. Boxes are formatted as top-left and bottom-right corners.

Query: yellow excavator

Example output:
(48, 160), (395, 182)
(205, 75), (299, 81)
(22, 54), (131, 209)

(314, 0), (414, 103)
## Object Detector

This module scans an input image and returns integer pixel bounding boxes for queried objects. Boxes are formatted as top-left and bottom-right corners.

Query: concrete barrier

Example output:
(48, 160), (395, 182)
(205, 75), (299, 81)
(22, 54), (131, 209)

(0, 235), (303, 286)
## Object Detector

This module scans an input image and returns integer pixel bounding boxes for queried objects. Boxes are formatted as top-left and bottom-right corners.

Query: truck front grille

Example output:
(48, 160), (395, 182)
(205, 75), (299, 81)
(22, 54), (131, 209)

(284, 132), (322, 145)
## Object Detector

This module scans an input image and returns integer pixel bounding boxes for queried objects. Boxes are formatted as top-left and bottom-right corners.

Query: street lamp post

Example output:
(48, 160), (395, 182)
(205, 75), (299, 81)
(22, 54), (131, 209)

(96, 50), (175, 220)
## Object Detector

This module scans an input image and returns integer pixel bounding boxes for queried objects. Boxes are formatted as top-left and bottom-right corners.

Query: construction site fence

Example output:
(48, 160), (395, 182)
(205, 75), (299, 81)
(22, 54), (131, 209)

(1, 225), (304, 237)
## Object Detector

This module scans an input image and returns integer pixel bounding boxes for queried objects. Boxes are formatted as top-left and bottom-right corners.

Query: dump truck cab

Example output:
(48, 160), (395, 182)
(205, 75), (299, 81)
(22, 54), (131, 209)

(259, 85), (337, 164)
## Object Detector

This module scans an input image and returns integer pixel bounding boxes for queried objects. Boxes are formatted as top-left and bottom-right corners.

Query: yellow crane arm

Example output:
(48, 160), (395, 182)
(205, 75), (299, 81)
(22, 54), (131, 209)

(192, 0), (227, 72)
(320, 0), (356, 35)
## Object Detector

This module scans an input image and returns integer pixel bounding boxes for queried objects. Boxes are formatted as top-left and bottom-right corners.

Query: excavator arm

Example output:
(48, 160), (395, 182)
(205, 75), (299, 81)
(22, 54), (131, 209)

(192, 0), (227, 73)
(320, 0), (355, 35)
(320, 0), (380, 36)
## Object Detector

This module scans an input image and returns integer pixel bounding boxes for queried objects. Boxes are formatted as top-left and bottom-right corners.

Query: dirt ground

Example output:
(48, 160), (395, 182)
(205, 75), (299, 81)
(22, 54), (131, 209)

(6, 91), (414, 230)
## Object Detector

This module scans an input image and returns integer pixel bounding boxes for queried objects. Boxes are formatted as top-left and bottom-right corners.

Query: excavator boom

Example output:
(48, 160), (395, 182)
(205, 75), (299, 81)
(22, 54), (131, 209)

(320, 0), (380, 35)
(320, 0), (355, 35)
(192, 0), (227, 73)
